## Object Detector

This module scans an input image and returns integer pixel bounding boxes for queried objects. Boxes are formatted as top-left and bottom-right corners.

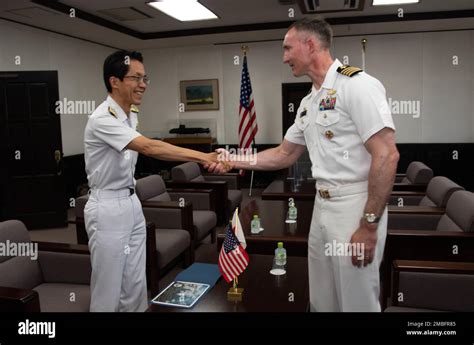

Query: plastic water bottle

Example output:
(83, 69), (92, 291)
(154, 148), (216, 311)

(250, 214), (261, 234)
(275, 242), (287, 268)
(288, 198), (297, 221)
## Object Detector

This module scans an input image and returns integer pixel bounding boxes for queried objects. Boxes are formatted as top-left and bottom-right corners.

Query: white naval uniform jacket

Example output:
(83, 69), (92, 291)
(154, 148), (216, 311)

(285, 59), (395, 187)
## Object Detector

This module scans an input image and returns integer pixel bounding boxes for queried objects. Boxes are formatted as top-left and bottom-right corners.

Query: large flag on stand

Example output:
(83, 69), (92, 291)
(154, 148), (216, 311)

(218, 209), (250, 283)
(238, 55), (258, 167)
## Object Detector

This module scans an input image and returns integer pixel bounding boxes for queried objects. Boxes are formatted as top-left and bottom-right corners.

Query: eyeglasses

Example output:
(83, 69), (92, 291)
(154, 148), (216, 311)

(123, 75), (150, 85)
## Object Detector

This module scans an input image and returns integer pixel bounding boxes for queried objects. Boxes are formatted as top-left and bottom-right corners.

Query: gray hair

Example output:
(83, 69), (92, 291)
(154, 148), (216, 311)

(288, 17), (333, 50)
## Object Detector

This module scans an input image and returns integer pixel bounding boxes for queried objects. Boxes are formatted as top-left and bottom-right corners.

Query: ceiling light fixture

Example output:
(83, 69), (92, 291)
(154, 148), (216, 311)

(147, 0), (218, 22)
(373, 0), (420, 5)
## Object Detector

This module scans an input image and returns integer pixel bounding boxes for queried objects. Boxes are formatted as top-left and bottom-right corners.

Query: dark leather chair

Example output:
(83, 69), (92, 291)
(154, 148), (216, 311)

(75, 194), (192, 296)
(385, 260), (474, 312)
(170, 162), (242, 224)
(0, 220), (91, 312)
(389, 176), (464, 207)
(381, 190), (474, 309)
(393, 161), (433, 192)
(136, 175), (217, 246)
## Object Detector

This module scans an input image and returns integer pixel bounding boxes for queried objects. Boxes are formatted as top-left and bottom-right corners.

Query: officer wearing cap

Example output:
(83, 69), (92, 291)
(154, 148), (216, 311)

(207, 18), (399, 311)
(84, 50), (219, 312)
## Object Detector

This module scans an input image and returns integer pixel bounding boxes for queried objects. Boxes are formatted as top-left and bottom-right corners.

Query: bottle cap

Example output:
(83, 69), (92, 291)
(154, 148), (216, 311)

(253, 214), (258, 219)
(277, 242), (284, 248)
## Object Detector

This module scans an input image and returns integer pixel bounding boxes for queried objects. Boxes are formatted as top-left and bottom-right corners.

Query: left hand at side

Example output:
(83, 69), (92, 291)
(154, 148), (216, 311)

(349, 219), (378, 267)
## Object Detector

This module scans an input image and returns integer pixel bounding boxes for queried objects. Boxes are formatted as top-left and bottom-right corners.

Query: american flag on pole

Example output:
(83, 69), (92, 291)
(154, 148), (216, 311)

(238, 55), (258, 151)
(218, 209), (249, 283)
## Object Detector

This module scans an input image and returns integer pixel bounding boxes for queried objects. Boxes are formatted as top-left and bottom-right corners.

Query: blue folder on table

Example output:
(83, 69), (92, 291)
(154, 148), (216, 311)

(175, 263), (221, 288)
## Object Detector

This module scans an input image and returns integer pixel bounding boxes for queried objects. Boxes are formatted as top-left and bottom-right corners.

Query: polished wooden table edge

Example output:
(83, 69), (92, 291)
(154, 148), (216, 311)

(217, 233), (307, 243)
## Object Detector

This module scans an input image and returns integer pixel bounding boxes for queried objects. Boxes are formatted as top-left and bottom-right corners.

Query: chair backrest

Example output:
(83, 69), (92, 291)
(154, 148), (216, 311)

(419, 176), (464, 208)
(171, 162), (205, 182)
(136, 175), (171, 202)
(402, 161), (433, 184)
(0, 220), (43, 289)
(436, 191), (474, 232)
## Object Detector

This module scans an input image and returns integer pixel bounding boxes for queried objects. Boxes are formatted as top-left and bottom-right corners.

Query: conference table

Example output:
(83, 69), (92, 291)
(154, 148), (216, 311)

(217, 198), (314, 257)
(148, 254), (309, 312)
(261, 178), (316, 200)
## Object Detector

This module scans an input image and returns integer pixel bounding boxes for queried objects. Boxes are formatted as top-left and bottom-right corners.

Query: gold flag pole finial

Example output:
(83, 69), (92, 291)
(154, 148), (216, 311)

(241, 45), (248, 56)
(361, 38), (367, 71)
(361, 38), (367, 53)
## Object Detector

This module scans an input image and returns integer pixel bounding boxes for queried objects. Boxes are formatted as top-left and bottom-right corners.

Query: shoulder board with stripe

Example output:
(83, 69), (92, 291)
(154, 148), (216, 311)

(108, 106), (118, 118)
(131, 105), (140, 113)
(337, 65), (363, 77)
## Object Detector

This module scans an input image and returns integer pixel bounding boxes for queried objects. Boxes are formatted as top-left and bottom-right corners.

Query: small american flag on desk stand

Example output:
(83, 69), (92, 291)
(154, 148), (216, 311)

(218, 208), (249, 300)
(238, 46), (258, 196)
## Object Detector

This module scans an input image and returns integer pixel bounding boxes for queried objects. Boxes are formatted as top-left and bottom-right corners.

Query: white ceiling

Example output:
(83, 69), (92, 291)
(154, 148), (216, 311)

(0, 0), (473, 49)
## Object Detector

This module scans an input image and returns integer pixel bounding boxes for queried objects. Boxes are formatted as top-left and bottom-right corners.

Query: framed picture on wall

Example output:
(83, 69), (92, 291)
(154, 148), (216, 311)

(180, 79), (219, 111)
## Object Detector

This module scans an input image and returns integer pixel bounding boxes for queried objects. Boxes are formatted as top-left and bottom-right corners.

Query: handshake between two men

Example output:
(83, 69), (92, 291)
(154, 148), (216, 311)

(204, 147), (263, 174)
(203, 141), (307, 175)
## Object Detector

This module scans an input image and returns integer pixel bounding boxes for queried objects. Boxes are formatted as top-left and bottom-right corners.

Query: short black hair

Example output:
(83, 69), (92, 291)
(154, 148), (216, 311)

(289, 17), (333, 50)
(103, 50), (144, 92)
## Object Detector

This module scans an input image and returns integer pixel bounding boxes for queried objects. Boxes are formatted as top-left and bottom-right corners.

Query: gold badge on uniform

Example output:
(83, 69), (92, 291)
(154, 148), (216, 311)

(108, 106), (118, 118)
(325, 130), (334, 140)
(327, 89), (336, 95)
(131, 104), (140, 113)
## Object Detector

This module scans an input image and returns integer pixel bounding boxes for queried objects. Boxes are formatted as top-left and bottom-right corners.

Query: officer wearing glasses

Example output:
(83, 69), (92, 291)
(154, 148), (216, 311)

(83, 50), (219, 312)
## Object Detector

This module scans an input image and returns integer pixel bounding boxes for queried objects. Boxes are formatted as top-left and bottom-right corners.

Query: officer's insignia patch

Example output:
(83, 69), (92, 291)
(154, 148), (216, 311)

(319, 95), (336, 111)
(108, 106), (118, 118)
(327, 89), (336, 95)
(337, 65), (363, 77)
(131, 104), (140, 113)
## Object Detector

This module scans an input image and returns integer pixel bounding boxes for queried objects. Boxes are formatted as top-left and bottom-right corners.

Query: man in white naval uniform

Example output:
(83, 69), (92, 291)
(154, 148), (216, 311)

(207, 18), (399, 311)
(84, 50), (219, 312)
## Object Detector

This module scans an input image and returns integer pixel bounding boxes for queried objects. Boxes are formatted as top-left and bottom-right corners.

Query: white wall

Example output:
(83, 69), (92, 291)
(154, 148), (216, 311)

(140, 30), (474, 145)
(2, 19), (473, 157)
(0, 19), (113, 156)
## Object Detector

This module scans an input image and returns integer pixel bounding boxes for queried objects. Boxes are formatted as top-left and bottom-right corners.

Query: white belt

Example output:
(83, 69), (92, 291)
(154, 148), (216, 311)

(89, 188), (135, 199)
(316, 181), (368, 199)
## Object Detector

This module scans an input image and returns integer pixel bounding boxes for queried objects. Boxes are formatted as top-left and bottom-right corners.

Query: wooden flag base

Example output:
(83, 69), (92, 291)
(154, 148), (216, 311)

(227, 287), (244, 302)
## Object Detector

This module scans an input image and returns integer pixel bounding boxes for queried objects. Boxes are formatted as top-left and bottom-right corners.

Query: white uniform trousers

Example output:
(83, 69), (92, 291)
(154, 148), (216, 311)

(84, 189), (148, 312)
(308, 181), (387, 312)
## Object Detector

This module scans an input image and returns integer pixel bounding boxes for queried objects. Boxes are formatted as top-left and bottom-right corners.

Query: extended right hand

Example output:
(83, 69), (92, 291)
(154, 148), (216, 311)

(205, 148), (234, 174)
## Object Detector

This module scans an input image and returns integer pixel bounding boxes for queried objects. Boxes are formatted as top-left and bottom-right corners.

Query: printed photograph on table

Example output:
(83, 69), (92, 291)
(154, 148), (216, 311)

(180, 79), (219, 111)
(151, 281), (210, 308)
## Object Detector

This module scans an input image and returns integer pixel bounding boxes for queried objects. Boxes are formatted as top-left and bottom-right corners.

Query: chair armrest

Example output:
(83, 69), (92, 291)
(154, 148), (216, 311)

(0, 287), (40, 312)
(388, 191), (426, 206)
(167, 181), (228, 225)
(385, 229), (474, 263)
(388, 205), (445, 215)
(392, 183), (427, 192)
(145, 222), (159, 297)
(35, 242), (90, 254)
(390, 191), (426, 197)
(203, 173), (240, 189)
(393, 260), (474, 274)
(168, 188), (216, 212)
(387, 213), (443, 230)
